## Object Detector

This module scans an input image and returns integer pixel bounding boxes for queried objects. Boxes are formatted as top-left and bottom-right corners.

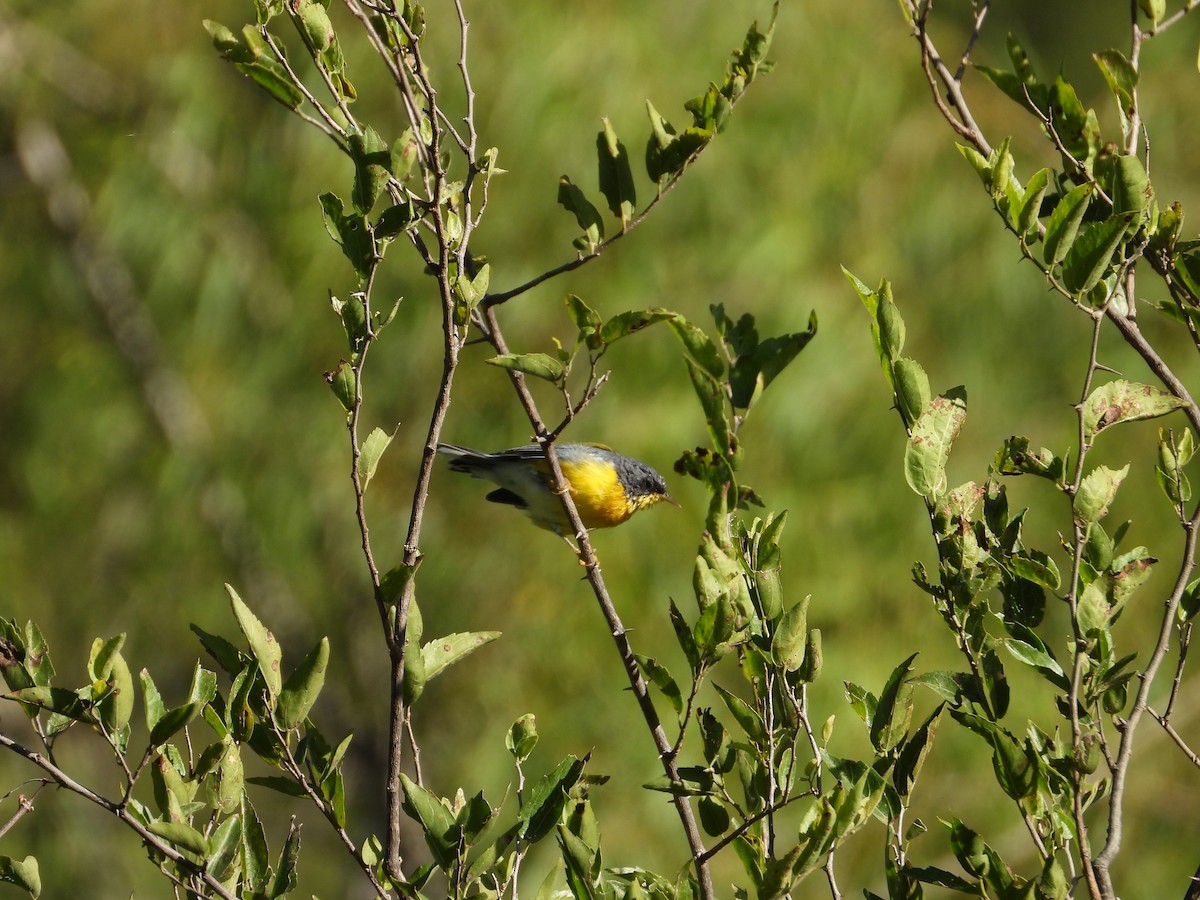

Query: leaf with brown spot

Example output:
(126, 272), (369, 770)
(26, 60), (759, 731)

(1082, 380), (1187, 441)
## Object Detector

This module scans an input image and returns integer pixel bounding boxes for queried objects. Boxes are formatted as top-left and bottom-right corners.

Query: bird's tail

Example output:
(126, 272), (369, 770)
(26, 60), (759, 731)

(436, 443), (495, 474)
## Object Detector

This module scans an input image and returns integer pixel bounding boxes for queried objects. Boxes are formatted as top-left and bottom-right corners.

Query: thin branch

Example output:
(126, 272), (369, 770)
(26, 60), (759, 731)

(259, 27), (351, 147)
(1164, 622), (1191, 722)
(1149, 709), (1200, 769)
(0, 733), (238, 900)
(1093, 503), (1200, 885)
(0, 784), (44, 841)
(907, 0), (991, 154)
(267, 719), (391, 899)
(1145, 0), (1200, 36)
(341, 0), (432, 169)
(481, 176), (681, 308)
(483, 109), (749, 310)
(483, 304), (715, 899)
(1064, 308), (1106, 899)
(952, 0), (990, 82)
(695, 793), (810, 865)
(823, 852), (844, 900)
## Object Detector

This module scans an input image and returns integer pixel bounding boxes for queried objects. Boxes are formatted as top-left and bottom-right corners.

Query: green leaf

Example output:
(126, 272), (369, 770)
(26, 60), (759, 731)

(596, 117), (636, 226)
(1016, 167), (1051, 235)
(797, 628), (824, 683)
(894, 704), (944, 799)
(1082, 380), (1188, 440)
(190, 625), (248, 677)
(271, 819), (302, 897)
(227, 584), (282, 699)
(1078, 580), (1112, 637)
(485, 353), (565, 383)
(846, 269), (896, 391)
(6, 687), (93, 724)
(668, 315), (725, 379)
(420, 631), (500, 682)
(1051, 76), (1101, 170)
(295, 0), (334, 51)
(557, 176), (603, 251)
(693, 592), (735, 664)
(685, 357), (732, 455)
(635, 655), (683, 715)
(0, 855), (41, 898)
(871, 653), (917, 753)
(698, 796), (730, 837)
(771, 596), (810, 672)
(206, 815), (242, 881)
(598, 308), (675, 344)
(1075, 464), (1130, 525)
(1111, 154), (1152, 217)
(360, 426), (394, 490)
(1062, 217), (1129, 294)
(1009, 550), (1061, 590)
(400, 775), (457, 867)
(1005, 637), (1069, 690)
(1002, 576), (1046, 629)
(845, 681), (877, 730)
(349, 127), (391, 215)
(276, 637), (329, 730)
(518, 755), (587, 843)
(1043, 183), (1093, 265)
(325, 359), (356, 412)
(453, 263), (491, 309)
(729, 312), (817, 409)
(146, 820), (210, 856)
(994, 435), (1063, 479)
(149, 701), (204, 746)
(904, 387), (968, 500)
(212, 739), (244, 815)
(564, 293), (602, 346)
(893, 357), (931, 426)
(685, 82), (732, 132)
(987, 136), (1014, 201)
(669, 599), (699, 673)
(204, 22), (305, 110)
(713, 683), (766, 746)
(403, 628), (427, 707)
(506, 713), (538, 761)
(318, 192), (374, 280)
(1156, 428), (1195, 504)
(957, 142), (992, 187)
(91, 639), (134, 733)
(558, 826), (599, 899)
(1138, 0), (1166, 26)
(1093, 52), (1137, 136)
(140, 668), (166, 731)
(241, 796), (269, 891)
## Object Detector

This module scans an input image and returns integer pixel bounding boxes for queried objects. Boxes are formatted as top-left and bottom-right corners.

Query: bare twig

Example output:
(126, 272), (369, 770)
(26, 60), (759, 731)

(1149, 709), (1200, 769)
(907, 0), (991, 154)
(824, 852), (844, 900)
(259, 27), (351, 147)
(695, 793), (810, 865)
(952, 0), (990, 82)
(0, 784), (44, 841)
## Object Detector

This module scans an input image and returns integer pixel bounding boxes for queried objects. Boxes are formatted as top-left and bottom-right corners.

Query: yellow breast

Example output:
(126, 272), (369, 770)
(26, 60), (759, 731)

(560, 457), (634, 529)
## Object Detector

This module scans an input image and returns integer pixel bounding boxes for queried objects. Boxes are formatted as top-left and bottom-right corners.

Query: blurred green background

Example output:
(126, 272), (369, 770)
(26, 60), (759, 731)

(2, 1), (1200, 896)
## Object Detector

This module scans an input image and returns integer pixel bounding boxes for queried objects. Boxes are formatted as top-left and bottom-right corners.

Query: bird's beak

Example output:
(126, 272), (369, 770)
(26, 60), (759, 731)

(663, 492), (682, 508)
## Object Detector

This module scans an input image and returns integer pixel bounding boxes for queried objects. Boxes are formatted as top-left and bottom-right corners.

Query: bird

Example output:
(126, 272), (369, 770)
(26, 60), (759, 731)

(437, 442), (677, 534)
